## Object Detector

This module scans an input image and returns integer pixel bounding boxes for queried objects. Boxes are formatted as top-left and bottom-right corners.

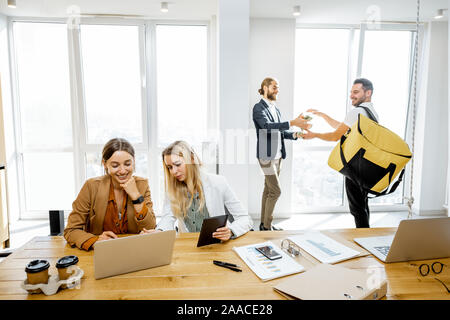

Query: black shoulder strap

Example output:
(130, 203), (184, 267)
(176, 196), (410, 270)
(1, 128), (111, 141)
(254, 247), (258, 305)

(356, 105), (378, 123)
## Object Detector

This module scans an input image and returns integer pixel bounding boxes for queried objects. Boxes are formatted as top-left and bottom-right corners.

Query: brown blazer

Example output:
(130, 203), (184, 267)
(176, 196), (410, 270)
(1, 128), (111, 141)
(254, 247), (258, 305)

(64, 175), (156, 249)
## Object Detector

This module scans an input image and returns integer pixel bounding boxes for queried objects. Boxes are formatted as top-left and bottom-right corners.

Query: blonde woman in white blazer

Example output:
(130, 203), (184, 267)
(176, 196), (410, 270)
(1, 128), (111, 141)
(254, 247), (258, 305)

(157, 141), (253, 240)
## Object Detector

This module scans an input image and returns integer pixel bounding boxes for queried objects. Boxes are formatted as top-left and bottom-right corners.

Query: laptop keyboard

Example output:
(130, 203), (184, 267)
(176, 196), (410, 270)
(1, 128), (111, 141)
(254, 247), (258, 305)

(374, 246), (390, 256)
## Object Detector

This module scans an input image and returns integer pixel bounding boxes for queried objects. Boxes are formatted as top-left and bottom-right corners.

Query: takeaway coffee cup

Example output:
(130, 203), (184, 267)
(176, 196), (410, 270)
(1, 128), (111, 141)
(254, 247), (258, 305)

(56, 255), (79, 281)
(25, 259), (50, 293)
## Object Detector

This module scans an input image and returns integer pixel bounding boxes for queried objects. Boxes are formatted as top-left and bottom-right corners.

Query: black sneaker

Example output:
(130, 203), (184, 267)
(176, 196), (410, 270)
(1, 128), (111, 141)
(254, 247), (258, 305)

(259, 223), (269, 231)
(271, 225), (283, 231)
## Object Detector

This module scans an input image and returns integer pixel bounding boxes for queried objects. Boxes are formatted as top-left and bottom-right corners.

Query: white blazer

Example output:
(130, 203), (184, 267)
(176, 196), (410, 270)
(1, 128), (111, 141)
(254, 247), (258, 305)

(157, 172), (253, 238)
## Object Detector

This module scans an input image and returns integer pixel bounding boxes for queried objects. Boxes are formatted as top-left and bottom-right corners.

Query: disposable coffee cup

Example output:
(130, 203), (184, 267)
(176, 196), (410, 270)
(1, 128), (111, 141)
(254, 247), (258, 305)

(25, 260), (50, 293)
(56, 255), (79, 284)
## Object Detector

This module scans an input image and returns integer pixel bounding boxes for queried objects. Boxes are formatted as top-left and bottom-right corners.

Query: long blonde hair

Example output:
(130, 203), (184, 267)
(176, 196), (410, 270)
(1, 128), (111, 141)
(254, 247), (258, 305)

(162, 141), (205, 218)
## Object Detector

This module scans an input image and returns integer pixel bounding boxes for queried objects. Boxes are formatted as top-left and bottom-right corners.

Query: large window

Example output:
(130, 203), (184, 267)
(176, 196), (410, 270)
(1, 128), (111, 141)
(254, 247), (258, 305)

(79, 24), (149, 182)
(155, 24), (209, 207)
(80, 24), (144, 145)
(13, 22), (75, 212)
(293, 25), (415, 211)
(293, 28), (354, 209)
(156, 25), (208, 147)
(360, 30), (413, 204)
(11, 20), (209, 218)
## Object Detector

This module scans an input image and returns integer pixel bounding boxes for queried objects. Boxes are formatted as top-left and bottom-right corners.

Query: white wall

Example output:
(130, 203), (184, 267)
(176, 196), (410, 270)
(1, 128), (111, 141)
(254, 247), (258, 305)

(412, 21), (448, 216)
(216, 0), (250, 209)
(448, 0), (450, 216)
(0, 14), (7, 166)
(248, 18), (296, 219)
(216, 15), (297, 220)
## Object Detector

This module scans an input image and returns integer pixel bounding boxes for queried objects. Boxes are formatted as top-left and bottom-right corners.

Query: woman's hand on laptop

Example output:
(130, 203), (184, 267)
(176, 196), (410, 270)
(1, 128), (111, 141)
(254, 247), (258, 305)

(140, 228), (161, 235)
(98, 231), (118, 241)
(213, 227), (232, 241)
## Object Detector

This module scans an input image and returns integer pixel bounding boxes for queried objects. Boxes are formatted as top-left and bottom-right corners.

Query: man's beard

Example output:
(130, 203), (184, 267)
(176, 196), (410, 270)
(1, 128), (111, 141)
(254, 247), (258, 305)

(267, 92), (277, 101)
(352, 96), (365, 106)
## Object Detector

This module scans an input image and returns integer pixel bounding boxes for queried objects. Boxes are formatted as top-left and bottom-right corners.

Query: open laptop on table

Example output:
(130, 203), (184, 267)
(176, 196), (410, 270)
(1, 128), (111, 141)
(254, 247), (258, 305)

(94, 230), (176, 279)
(354, 217), (450, 263)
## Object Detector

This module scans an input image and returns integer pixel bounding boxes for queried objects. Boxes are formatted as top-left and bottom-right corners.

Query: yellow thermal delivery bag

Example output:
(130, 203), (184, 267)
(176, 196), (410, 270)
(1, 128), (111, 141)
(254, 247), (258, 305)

(328, 113), (412, 197)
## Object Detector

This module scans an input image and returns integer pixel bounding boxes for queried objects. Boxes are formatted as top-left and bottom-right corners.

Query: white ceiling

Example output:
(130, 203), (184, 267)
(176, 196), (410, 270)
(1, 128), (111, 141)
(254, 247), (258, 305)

(0, 0), (447, 23)
(252, 0), (449, 23)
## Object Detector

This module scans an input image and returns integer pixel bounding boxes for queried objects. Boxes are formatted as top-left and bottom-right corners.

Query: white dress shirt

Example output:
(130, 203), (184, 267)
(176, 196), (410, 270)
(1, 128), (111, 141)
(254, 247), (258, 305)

(263, 98), (282, 160)
(157, 172), (254, 238)
(343, 102), (379, 127)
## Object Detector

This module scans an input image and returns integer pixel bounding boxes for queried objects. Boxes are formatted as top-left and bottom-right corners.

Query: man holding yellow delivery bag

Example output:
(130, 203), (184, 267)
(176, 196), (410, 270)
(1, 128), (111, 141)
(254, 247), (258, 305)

(302, 78), (379, 228)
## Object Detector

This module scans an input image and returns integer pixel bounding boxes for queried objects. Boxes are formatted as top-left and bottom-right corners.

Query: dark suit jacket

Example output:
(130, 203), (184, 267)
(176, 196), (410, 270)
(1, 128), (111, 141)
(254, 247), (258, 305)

(252, 99), (297, 160)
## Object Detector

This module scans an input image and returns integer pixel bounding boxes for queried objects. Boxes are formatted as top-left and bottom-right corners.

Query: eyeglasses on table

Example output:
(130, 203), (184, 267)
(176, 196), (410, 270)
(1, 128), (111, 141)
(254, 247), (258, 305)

(281, 239), (301, 257)
(411, 262), (449, 293)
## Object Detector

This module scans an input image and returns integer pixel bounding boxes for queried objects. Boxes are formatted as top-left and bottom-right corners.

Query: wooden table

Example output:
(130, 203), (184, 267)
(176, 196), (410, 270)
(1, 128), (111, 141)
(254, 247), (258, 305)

(0, 228), (449, 300)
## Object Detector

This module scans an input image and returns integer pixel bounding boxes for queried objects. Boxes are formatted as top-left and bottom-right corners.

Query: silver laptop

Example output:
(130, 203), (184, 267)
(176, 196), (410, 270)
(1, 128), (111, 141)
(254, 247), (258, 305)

(354, 217), (450, 263)
(94, 230), (176, 279)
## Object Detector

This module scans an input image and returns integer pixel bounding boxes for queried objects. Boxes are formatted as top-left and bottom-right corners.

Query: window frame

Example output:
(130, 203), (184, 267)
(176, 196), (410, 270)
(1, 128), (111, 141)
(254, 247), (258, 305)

(72, 18), (150, 192)
(293, 23), (417, 213)
(148, 20), (213, 213)
(8, 18), (75, 218)
(8, 16), (211, 219)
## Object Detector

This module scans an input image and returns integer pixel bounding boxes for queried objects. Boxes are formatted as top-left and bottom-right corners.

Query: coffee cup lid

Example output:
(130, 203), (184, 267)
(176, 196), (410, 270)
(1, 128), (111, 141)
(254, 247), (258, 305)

(25, 260), (50, 273)
(56, 255), (79, 269)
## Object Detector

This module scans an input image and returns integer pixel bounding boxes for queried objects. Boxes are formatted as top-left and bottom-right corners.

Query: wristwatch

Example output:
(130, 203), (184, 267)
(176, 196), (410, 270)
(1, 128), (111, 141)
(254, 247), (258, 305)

(132, 195), (145, 205)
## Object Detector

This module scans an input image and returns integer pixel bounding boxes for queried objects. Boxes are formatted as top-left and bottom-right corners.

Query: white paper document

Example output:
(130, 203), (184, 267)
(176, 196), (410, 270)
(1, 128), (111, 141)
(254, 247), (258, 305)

(288, 232), (360, 264)
(233, 241), (305, 281)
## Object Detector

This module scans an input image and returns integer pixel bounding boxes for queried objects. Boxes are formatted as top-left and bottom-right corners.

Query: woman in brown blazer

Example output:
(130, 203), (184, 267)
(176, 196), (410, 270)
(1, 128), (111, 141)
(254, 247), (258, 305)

(64, 138), (156, 250)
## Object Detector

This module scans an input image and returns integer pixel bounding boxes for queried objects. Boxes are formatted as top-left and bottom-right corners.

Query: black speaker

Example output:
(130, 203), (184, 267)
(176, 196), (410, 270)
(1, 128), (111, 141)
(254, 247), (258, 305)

(49, 210), (65, 236)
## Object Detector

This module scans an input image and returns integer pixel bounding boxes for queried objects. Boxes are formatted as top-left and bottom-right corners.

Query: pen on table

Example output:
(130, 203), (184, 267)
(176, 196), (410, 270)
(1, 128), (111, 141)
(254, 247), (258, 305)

(213, 261), (242, 272)
(213, 260), (240, 268)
